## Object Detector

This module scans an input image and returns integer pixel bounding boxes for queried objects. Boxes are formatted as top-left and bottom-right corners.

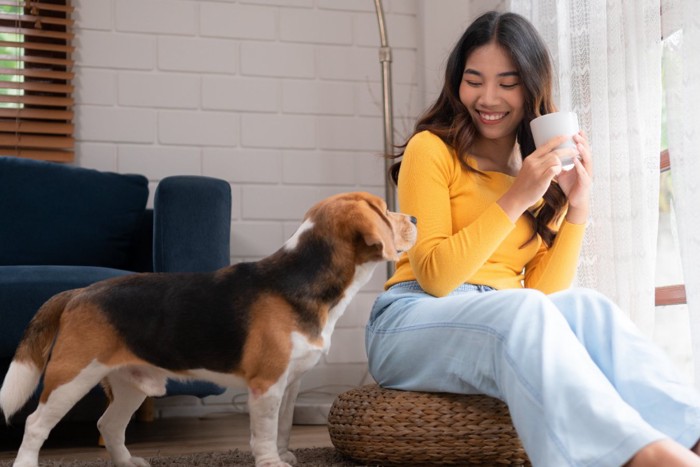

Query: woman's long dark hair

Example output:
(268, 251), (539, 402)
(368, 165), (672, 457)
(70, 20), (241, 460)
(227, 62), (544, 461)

(389, 11), (566, 247)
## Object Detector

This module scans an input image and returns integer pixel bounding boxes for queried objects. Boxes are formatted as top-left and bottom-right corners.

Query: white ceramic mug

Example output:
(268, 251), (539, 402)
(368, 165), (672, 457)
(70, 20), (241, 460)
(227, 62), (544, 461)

(530, 111), (580, 170)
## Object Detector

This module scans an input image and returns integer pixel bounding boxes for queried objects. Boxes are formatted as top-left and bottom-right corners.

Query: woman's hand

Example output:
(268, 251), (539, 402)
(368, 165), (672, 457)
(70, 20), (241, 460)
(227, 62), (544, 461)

(497, 135), (568, 222)
(556, 131), (592, 224)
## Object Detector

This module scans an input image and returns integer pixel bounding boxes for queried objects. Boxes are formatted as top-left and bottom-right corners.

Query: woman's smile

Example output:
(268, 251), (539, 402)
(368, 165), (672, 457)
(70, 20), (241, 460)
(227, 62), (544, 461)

(477, 110), (510, 124)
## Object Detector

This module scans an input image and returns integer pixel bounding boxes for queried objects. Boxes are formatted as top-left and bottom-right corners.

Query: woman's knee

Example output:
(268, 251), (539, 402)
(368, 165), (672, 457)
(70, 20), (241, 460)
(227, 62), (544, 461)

(497, 288), (570, 335)
(553, 287), (611, 303)
(549, 287), (624, 330)
(552, 287), (617, 312)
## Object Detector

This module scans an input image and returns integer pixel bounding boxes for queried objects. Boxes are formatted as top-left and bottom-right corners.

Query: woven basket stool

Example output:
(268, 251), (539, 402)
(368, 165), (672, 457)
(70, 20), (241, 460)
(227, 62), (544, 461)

(328, 384), (530, 466)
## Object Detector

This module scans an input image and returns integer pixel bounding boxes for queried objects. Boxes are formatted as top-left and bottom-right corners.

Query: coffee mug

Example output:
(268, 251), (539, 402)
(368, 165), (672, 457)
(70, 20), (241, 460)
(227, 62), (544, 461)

(530, 111), (580, 170)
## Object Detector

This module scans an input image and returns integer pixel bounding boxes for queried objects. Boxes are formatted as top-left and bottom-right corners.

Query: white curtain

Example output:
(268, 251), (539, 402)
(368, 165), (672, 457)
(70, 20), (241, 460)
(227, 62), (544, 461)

(508, 0), (662, 336)
(661, 0), (700, 386)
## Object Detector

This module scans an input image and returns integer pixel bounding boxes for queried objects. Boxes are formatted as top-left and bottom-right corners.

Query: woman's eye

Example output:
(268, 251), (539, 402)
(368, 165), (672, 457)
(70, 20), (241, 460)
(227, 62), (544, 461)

(501, 83), (520, 89)
(465, 80), (482, 87)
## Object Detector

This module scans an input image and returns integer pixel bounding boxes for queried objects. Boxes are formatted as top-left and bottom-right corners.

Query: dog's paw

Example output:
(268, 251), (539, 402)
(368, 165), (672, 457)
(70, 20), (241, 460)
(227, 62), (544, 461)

(255, 451), (296, 467)
(115, 457), (150, 467)
(279, 450), (297, 465)
(131, 457), (151, 467)
(256, 458), (293, 467)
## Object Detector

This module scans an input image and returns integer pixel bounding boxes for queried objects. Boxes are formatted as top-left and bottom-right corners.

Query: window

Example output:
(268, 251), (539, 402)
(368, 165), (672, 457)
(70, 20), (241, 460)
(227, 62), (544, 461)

(655, 149), (686, 306)
(654, 22), (686, 307)
(0, 0), (74, 162)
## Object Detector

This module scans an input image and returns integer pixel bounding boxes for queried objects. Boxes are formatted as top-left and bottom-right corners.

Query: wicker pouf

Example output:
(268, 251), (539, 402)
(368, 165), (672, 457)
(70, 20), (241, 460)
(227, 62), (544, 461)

(328, 384), (530, 466)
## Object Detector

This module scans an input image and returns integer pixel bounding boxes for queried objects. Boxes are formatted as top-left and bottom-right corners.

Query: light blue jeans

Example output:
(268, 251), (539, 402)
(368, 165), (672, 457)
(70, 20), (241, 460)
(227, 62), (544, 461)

(365, 281), (700, 467)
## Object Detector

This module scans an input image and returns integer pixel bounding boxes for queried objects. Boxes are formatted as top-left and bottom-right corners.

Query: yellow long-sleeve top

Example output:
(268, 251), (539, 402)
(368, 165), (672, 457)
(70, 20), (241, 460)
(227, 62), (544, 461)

(386, 131), (586, 297)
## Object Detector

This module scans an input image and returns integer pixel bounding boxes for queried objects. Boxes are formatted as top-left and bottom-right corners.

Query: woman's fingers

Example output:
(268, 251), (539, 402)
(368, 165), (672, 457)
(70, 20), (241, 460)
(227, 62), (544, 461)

(536, 135), (570, 157)
(571, 154), (589, 182)
(573, 132), (592, 176)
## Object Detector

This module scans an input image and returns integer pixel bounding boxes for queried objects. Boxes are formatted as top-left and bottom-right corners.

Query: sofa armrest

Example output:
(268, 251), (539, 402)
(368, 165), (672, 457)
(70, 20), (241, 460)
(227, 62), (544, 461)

(153, 176), (231, 273)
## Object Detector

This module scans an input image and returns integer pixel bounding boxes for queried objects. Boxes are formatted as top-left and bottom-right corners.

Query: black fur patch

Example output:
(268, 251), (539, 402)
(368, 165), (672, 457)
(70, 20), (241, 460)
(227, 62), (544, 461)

(91, 233), (351, 373)
(93, 272), (249, 373)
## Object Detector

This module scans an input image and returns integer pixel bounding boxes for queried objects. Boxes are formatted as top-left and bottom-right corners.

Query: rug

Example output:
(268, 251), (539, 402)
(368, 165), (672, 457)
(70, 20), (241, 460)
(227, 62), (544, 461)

(0, 447), (374, 466)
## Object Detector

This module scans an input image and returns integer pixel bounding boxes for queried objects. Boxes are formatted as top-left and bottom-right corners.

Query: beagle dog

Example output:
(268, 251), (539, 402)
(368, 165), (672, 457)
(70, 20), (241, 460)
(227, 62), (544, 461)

(0, 191), (417, 467)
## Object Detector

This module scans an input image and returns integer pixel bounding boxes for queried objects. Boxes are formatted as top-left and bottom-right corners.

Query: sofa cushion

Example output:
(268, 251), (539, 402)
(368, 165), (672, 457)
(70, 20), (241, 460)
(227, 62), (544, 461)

(0, 157), (148, 268)
(0, 265), (136, 356)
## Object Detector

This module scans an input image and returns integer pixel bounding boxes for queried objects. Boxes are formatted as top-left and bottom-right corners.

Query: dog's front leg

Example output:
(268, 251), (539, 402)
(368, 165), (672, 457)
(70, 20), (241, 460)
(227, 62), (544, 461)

(248, 380), (290, 467)
(276, 378), (302, 465)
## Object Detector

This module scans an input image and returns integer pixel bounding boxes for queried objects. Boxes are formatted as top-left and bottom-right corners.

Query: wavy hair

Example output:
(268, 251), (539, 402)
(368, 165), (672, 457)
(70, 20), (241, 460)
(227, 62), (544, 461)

(389, 11), (566, 247)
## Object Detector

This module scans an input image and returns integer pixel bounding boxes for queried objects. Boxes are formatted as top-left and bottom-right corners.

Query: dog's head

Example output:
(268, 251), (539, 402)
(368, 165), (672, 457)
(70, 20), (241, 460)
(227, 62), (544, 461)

(304, 192), (417, 263)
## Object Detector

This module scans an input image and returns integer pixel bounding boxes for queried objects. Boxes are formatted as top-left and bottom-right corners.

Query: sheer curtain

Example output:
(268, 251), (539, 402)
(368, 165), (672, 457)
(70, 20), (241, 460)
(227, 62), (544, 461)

(508, 0), (662, 336)
(661, 0), (700, 386)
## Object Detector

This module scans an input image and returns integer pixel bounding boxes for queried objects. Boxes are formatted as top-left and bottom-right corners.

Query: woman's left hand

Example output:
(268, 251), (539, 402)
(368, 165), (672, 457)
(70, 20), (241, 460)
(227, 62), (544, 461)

(556, 131), (592, 219)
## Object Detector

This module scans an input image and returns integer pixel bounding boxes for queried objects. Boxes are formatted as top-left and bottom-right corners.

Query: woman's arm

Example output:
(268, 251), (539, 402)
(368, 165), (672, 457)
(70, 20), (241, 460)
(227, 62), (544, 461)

(524, 219), (586, 293)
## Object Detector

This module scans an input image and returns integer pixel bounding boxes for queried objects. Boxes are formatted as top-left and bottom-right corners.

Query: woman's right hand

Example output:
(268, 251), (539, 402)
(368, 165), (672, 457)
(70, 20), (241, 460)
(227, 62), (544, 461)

(497, 135), (575, 222)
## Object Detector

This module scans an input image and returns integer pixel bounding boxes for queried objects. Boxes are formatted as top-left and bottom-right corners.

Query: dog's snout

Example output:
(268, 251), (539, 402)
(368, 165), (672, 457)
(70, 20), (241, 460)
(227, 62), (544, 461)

(410, 216), (417, 225)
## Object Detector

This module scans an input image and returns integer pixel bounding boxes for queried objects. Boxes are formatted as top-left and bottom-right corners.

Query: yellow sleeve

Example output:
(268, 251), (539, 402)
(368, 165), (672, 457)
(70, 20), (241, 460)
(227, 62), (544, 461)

(399, 132), (516, 297)
(524, 219), (586, 294)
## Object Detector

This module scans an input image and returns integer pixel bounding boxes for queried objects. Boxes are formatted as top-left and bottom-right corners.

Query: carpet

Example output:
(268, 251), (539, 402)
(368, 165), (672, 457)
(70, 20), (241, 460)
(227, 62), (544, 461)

(0, 448), (374, 466)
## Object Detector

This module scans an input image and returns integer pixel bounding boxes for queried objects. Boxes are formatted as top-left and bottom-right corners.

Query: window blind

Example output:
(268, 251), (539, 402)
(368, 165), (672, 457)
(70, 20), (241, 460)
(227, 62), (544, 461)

(0, 0), (74, 162)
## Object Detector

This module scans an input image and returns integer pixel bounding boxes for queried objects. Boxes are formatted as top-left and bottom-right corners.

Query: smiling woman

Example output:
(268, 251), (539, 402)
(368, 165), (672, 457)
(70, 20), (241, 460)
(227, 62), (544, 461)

(0, 0), (74, 162)
(369, 10), (700, 467)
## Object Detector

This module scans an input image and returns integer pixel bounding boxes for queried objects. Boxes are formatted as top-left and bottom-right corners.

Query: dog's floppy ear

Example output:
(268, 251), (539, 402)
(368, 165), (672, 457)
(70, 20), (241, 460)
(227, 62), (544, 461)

(363, 227), (398, 261)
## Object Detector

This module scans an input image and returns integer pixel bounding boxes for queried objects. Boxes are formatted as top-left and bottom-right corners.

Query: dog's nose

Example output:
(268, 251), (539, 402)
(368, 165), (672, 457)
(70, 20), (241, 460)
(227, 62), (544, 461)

(410, 216), (417, 225)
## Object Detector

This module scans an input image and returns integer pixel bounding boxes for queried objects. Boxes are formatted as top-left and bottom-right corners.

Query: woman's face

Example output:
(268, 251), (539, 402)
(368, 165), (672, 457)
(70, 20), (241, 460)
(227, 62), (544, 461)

(459, 41), (525, 143)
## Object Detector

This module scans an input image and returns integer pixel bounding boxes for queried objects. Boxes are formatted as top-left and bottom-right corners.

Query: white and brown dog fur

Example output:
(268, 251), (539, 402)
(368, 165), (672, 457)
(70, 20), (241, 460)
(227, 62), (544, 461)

(0, 192), (417, 467)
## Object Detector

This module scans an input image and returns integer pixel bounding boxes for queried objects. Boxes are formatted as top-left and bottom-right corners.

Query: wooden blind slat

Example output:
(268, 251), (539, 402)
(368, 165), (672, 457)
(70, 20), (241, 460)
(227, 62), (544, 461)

(0, 121), (72, 134)
(0, 148), (73, 161)
(0, 134), (73, 148)
(0, 108), (73, 120)
(0, 40), (74, 53)
(0, 14), (72, 28)
(0, 1), (73, 13)
(0, 80), (73, 93)
(0, 67), (74, 80)
(0, 94), (72, 106)
(0, 26), (73, 41)
(0, 54), (72, 67)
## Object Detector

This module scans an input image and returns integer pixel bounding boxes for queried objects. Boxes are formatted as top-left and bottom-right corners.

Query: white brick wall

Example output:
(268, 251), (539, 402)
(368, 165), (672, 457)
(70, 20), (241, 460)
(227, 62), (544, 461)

(73, 0), (423, 419)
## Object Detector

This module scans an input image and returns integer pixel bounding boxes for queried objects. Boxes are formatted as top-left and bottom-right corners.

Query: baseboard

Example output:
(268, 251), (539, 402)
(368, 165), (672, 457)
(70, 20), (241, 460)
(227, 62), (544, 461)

(292, 394), (333, 425)
(153, 391), (335, 426)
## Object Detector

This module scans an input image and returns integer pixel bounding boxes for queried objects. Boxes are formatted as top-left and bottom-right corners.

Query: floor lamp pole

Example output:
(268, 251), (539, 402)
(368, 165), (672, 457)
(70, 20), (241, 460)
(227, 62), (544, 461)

(373, 0), (396, 278)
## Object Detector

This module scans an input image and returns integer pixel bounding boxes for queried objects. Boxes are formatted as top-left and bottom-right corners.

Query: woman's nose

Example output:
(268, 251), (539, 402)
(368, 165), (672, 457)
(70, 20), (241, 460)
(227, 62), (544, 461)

(479, 83), (500, 105)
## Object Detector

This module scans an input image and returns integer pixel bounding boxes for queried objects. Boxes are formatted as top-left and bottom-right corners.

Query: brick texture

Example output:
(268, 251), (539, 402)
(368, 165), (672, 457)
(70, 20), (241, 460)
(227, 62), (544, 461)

(73, 0), (420, 413)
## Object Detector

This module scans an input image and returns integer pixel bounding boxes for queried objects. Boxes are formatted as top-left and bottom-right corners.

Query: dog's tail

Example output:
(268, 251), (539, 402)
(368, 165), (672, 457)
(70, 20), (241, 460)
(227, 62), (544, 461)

(0, 289), (77, 424)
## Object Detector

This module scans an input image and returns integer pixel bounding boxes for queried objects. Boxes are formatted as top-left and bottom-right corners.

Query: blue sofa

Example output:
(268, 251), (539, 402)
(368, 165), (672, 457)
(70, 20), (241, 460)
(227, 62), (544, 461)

(0, 156), (231, 414)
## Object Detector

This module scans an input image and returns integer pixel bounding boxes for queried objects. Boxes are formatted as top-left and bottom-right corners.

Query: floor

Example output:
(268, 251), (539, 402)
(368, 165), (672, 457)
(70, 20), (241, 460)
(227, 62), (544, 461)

(0, 413), (332, 463)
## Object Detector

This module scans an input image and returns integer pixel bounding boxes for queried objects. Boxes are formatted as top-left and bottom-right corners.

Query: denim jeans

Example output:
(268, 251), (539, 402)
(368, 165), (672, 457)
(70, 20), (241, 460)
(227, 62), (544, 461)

(365, 281), (700, 466)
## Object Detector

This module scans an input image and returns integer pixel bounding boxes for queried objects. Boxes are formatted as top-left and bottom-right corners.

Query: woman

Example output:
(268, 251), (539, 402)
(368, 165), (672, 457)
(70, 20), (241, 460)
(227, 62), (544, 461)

(365, 11), (700, 467)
